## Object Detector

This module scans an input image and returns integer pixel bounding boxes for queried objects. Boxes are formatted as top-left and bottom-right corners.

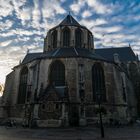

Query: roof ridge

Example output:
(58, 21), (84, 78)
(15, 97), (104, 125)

(73, 47), (79, 56)
(52, 48), (61, 56)
(95, 47), (130, 50)
(27, 52), (42, 54)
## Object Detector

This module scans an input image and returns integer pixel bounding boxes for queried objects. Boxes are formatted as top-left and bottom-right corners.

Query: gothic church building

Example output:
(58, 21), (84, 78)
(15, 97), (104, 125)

(1, 15), (140, 127)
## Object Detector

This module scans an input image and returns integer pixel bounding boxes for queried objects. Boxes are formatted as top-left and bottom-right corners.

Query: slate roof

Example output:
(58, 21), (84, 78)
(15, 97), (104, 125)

(50, 14), (91, 33)
(95, 47), (137, 62)
(21, 47), (137, 65)
(21, 47), (106, 64)
(22, 52), (42, 64)
(59, 14), (80, 26)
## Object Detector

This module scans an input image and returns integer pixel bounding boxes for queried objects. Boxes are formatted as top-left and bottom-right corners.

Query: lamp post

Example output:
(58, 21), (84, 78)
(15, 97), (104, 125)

(97, 93), (104, 138)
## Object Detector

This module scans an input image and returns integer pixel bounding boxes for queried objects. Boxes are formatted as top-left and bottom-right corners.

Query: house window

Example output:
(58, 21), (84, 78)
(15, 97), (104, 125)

(51, 30), (57, 48)
(75, 28), (82, 47)
(63, 27), (70, 47)
(49, 60), (65, 86)
(92, 63), (106, 102)
(18, 67), (28, 104)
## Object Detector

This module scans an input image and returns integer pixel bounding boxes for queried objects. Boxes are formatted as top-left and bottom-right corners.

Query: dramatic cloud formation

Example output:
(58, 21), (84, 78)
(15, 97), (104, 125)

(0, 0), (140, 84)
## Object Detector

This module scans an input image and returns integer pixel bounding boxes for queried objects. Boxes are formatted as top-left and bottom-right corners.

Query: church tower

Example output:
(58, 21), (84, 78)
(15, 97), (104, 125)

(44, 14), (94, 52)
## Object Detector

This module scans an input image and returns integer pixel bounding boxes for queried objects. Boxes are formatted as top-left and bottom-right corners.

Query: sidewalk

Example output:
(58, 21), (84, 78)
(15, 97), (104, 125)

(0, 125), (140, 140)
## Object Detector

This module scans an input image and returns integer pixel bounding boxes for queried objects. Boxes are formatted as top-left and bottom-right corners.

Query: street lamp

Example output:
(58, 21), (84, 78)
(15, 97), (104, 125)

(97, 93), (105, 138)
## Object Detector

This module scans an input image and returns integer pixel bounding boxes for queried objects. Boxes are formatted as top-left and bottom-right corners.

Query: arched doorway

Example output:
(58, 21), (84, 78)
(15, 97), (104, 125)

(68, 104), (79, 126)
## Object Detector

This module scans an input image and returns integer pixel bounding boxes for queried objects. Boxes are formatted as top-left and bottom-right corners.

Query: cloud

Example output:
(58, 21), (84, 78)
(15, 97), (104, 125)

(92, 26), (123, 35)
(86, 0), (112, 14)
(82, 10), (92, 18)
(0, 0), (140, 84)
(31, 0), (41, 28)
(70, 0), (112, 15)
(13, 0), (31, 25)
(17, 36), (30, 42)
(0, 20), (13, 31)
(70, 0), (85, 14)
(0, 40), (12, 47)
(0, 0), (14, 18)
(12, 0), (66, 29)
(80, 18), (108, 29)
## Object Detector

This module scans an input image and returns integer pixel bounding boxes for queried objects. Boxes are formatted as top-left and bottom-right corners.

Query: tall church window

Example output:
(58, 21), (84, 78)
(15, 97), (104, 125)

(63, 27), (70, 47)
(18, 67), (28, 104)
(49, 60), (65, 86)
(78, 64), (85, 100)
(92, 63), (106, 102)
(88, 32), (92, 48)
(121, 77), (126, 102)
(129, 63), (137, 79)
(51, 30), (57, 48)
(75, 28), (82, 47)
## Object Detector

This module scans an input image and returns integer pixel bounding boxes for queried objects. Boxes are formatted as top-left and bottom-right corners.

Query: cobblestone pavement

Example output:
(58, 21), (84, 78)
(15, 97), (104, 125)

(0, 125), (140, 140)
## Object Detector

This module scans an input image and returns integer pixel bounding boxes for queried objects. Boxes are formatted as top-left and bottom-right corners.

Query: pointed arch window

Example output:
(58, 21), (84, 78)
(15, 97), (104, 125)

(121, 77), (126, 102)
(129, 63), (138, 79)
(92, 63), (106, 102)
(88, 32), (93, 48)
(63, 27), (70, 47)
(51, 30), (57, 48)
(18, 67), (28, 104)
(49, 60), (65, 86)
(75, 28), (82, 47)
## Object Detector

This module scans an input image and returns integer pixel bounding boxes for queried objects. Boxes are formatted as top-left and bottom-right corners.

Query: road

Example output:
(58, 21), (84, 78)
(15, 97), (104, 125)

(0, 125), (140, 140)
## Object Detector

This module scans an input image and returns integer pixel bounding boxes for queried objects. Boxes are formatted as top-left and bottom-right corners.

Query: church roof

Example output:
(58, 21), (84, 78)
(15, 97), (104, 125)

(49, 14), (92, 34)
(95, 47), (137, 62)
(21, 48), (107, 64)
(59, 14), (80, 26)
(20, 47), (138, 66)
(22, 52), (42, 64)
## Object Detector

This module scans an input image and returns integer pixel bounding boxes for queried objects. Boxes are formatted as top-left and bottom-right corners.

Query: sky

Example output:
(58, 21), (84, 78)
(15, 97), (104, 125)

(0, 0), (140, 84)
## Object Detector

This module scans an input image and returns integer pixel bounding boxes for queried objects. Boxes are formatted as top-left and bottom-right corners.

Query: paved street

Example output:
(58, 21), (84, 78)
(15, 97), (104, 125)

(0, 125), (140, 140)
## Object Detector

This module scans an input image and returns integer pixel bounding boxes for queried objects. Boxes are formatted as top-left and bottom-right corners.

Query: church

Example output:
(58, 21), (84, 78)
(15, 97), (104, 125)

(1, 14), (140, 127)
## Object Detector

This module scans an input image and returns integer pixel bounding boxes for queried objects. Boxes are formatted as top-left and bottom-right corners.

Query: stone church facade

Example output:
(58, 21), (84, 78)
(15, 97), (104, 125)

(1, 15), (140, 127)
